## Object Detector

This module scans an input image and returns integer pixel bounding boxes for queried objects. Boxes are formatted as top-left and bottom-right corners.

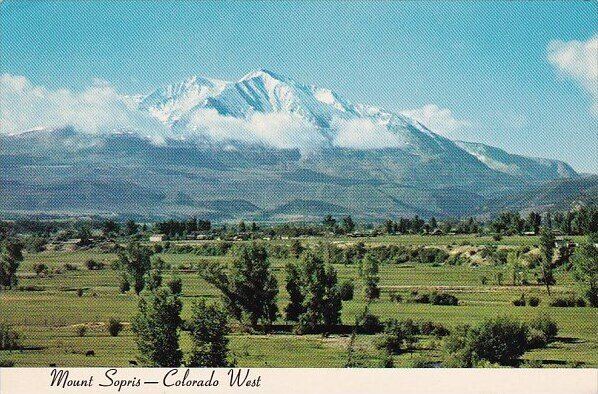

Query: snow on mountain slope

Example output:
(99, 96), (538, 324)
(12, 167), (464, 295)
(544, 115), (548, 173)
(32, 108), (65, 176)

(455, 141), (578, 180)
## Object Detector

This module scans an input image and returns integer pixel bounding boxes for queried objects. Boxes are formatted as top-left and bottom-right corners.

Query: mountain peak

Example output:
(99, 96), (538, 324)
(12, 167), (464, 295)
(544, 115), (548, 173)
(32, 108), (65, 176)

(239, 69), (288, 83)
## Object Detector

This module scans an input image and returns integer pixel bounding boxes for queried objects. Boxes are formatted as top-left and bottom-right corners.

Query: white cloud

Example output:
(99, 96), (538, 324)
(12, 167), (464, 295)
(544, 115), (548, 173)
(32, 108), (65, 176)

(332, 118), (407, 149)
(400, 104), (470, 135)
(0, 74), (166, 135)
(547, 34), (598, 115)
(186, 109), (327, 152)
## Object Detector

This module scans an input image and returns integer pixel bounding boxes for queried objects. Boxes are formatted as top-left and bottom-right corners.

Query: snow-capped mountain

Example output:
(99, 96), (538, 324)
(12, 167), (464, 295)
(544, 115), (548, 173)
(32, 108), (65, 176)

(0, 69), (582, 219)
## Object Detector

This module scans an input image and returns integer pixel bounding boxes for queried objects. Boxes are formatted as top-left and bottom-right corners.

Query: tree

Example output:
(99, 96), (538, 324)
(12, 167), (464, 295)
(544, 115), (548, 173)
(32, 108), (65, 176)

(429, 217), (438, 230)
(284, 263), (306, 321)
(238, 221), (246, 233)
(384, 220), (395, 235)
(341, 216), (355, 234)
(125, 220), (139, 236)
(323, 215), (336, 231)
(0, 240), (23, 289)
(107, 318), (124, 337)
(359, 253), (380, 301)
(572, 234), (598, 307)
(102, 220), (120, 237)
(539, 227), (556, 295)
(131, 287), (182, 367)
(289, 239), (304, 258)
(187, 299), (231, 367)
(200, 243), (278, 327)
(119, 242), (153, 295)
(526, 212), (542, 234)
(166, 273), (183, 295)
(507, 251), (523, 286)
(145, 256), (165, 292)
(294, 251), (342, 332)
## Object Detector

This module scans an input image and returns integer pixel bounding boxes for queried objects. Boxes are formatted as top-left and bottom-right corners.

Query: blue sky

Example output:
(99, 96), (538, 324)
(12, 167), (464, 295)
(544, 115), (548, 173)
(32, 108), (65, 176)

(1, 0), (597, 172)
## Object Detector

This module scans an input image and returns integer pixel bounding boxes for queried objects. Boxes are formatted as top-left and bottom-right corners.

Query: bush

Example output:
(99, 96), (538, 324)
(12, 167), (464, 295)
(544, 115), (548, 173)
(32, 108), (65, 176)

(339, 280), (354, 301)
(408, 290), (430, 304)
(32, 263), (50, 276)
(76, 288), (84, 297)
(419, 321), (449, 337)
(85, 259), (104, 270)
(75, 326), (87, 337)
(549, 296), (586, 307)
(443, 317), (528, 366)
(107, 318), (123, 337)
(358, 313), (383, 334)
(0, 324), (20, 350)
(388, 291), (402, 303)
(166, 276), (183, 295)
(430, 292), (459, 306)
(528, 296), (540, 307)
(0, 359), (15, 367)
(512, 294), (526, 306)
(529, 314), (558, 341)
(63, 263), (78, 271)
(526, 329), (548, 349)
(521, 359), (543, 368)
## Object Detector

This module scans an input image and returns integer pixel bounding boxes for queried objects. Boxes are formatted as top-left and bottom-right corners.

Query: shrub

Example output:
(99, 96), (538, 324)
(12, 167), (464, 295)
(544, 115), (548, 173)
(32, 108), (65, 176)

(443, 317), (528, 366)
(480, 275), (488, 285)
(0, 359), (15, 367)
(528, 296), (540, 307)
(85, 259), (104, 270)
(388, 291), (402, 303)
(166, 275), (183, 295)
(430, 292), (459, 306)
(358, 313), (383, 334)
(529, 314), (558, 341)
(32, 263), (50, 276)
(63, 263), (78, 271)
(512, 294), (526, 306)
(339, 280), (354, 301)
(76, 288), (84, 297)
(419, 321), (449, 337)
(549, 296), (586, 307)
(521, 359), (543, 368)
(526, 329), (547, 349)
(493, 234), (503, 242)
(75, 326), (87, 337)
(408, 290), (430, 304)
(107, 318), (123, 337)
(0, 324), (20, 350)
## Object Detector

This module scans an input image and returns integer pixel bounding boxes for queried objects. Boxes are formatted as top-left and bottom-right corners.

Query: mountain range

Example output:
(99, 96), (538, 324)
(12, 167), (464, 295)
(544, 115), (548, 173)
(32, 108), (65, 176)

(0, 69), (591, 220)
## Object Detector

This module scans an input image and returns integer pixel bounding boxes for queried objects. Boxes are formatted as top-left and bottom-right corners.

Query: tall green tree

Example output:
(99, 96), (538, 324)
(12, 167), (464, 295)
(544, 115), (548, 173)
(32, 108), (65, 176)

(0, 240), (24, 289)
(572, 234), (598, 307)
(539, 227), (556, 295)
(200, 243), (279, 327)
(341, 216), (355, 234)
(119, 242), (153, 295)
(187, 299), (231, 367)
(284, 263), (306, 321)
(295, 251), (342, 331)
(359, 253), (380, 301)
(125, 220), (139, 236)
(102, 220), (120, 237)
(131, 287), (182, 367)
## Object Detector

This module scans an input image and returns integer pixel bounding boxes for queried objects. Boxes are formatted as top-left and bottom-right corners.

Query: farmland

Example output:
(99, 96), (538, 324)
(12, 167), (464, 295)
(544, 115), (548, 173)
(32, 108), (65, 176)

(0, 234), (596, 368)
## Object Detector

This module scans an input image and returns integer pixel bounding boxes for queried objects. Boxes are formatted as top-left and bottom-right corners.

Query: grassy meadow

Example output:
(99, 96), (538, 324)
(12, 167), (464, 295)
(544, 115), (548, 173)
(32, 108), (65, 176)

(0, 234), (596, 368)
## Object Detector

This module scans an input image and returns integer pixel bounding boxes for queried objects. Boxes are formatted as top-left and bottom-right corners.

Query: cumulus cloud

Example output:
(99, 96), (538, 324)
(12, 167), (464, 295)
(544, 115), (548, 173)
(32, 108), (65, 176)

(400, 104), (470, 135)
(0, 74), (166, 135)
(547, 34), (598, 115)
(185, 109), (327, 152)
(332, 118), (407, 149)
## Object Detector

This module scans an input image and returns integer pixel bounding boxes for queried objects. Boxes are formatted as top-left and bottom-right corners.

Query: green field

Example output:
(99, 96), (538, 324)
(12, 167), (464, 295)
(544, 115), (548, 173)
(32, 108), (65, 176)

(1, 235), (596, 368)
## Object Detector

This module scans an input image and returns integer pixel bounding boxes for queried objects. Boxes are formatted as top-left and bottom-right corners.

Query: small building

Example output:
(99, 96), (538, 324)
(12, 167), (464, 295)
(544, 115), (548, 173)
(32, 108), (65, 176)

(149, 234), (166, 242)
(522, 231), (536, 236)
(196, 234), (214, 240)
(430, 229), (444, 236)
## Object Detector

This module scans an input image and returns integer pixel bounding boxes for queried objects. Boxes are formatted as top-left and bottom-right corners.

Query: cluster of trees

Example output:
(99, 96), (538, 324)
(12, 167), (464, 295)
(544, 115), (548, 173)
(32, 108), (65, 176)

(491, 208), (598, 236)
(154, 218), (212, 238)
(442, 315), (558, 367)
